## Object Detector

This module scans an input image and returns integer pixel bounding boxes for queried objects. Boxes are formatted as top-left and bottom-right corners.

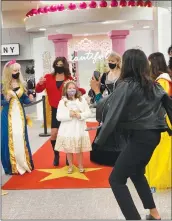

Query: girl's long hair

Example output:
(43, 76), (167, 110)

(148, 52), (168, 80)
(62, 81), (82, 103)
(120, 49), (153, 99)
(2, 62), (27, 96)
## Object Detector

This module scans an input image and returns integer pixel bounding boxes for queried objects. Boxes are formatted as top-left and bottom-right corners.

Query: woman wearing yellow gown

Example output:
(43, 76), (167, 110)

(146, 52), (172, 190)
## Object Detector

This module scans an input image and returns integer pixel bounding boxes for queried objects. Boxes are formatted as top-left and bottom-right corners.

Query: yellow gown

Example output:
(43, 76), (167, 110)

(146, 76), (172, 190)
(41, 93), (52, 128)
(45, 94), (52, 128)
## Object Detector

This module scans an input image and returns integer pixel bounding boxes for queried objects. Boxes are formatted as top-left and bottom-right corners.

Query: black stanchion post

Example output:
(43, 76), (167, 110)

(39, 95), (51, 137)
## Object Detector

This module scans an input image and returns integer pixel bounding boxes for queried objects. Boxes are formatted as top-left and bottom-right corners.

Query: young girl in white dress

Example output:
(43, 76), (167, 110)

(55, 80), (92, 174)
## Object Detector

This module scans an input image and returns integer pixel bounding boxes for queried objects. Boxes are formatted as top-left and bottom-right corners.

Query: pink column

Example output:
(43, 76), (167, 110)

(48, 34), (72, 58)
(108, 30), (129, 55)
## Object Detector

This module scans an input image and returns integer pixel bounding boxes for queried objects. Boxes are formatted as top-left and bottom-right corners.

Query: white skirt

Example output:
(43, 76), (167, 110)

(55, 119), (92, 153)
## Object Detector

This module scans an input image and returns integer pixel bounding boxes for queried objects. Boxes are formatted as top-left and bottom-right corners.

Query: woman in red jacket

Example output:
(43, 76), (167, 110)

(36, 57), (73, 166)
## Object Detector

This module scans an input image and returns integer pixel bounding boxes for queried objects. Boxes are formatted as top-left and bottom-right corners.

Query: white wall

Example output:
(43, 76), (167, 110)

(157, 7), (171, 62)
(77, 50), (101, 93)
(2, 11), (26, 28)
(2, 28), (44, 61)
(126, 30), (154, 57)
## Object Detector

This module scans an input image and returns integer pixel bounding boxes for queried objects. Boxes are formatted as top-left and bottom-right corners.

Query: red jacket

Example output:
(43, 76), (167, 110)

(35, 74), (73, 108)
(79, 88), (86, 95)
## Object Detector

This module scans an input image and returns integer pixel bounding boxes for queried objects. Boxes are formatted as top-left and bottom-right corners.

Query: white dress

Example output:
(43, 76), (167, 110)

(55, 97), (92, 153)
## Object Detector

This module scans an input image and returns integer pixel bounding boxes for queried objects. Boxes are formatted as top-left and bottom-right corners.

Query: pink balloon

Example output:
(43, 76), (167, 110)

(26, 9), (33, 17)
(119, 0), (127, 7)
(89, 1), (97, 8)
(144, 0), (152, 7)
(128, 0), (136, 6)
(31, 9), (37, 15)
(79, 2), (87, 9)
(50, 5), (57, 12)
(68, 3), (76, 10)
(57, 4), (65, 11)
(44, 6), (50, 13)
(136, 0), (144, 7)
(99, 0), (108, 8)
(111, 0), (118, 7)
(38, 7), (44, 14)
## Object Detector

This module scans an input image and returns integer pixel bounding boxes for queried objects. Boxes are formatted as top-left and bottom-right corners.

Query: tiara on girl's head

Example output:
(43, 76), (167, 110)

(63, 79), (76, 87)
(73, 76), (77, 82)
(6, 59), (16, 67)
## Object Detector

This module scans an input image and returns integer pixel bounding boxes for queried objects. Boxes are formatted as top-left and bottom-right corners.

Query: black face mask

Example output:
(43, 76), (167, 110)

(55, 66), (65, 74)
(108, 63), (116, 69)
(12, 72), (20, 79)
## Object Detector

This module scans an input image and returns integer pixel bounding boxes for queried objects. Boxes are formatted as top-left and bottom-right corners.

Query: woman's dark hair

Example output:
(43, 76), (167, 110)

(148, 52), (168, 80)
(52, 57), (71, 77)
(168, 45), (172, 55)
(167, 46), (172, 74)
(120, 49), (153, 99)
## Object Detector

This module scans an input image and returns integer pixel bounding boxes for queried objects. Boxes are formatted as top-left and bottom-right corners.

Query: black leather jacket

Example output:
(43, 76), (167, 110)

(95, 78), (172, 147)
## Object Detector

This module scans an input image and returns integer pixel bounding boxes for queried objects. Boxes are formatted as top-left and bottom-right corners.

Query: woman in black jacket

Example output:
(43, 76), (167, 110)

(89, 52), (122, 166)
(95, 49), (172, 220)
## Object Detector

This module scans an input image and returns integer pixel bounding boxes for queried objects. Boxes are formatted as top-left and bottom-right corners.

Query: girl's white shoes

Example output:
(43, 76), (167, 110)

(68, 166), (73, 174)
(79, 168), (85, 173)
(67, 166), (85, 174)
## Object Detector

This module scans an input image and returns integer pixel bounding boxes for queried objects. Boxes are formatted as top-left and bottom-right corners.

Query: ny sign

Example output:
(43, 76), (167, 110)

(1, 44), (20, 56)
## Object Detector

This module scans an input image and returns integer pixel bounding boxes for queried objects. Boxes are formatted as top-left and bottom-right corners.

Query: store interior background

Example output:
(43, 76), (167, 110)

(1, 1), (171, 120)
(1, 2), (172, 219)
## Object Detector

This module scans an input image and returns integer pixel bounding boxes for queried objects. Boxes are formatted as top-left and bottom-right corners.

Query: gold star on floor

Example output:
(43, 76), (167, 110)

(37, 166), (102, 182)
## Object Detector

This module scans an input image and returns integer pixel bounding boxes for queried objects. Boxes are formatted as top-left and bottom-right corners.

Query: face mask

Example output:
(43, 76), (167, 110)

(108, 63), (116, 69)
(67, 89), (76, 97)
(12, 72), (20, 79)
(55, 66), (65, 74)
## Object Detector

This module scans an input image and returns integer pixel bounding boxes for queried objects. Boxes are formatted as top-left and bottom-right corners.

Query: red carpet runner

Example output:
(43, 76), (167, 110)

(2, 122), (112, 190)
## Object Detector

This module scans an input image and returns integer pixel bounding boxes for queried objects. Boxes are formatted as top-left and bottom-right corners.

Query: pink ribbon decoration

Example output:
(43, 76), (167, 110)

(6, 59), (16, 67)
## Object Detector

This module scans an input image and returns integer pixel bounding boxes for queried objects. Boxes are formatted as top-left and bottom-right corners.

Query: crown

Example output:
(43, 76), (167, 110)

(63, 79), (76, 87)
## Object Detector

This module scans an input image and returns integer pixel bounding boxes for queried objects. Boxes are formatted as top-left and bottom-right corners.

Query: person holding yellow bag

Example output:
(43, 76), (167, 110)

(146, 52), (172, 190)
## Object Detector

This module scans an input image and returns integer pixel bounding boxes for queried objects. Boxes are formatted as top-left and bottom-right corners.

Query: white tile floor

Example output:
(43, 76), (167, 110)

(1, 120), (172, 220)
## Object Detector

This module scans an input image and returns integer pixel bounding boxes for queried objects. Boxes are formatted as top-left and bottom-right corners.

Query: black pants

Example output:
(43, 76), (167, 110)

(109, 130), (161, 220)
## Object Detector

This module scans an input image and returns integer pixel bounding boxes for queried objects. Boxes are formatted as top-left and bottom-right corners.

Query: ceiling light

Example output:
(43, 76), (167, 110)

(102, 21), (114, 24)
(40, 1), (61, 4)
(102, 20), (126, 25)
(39, 28), (46, 31)
(39, 1), (85, 4)
(143, 26), (150, 29)
(123, 25), (134, 29)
